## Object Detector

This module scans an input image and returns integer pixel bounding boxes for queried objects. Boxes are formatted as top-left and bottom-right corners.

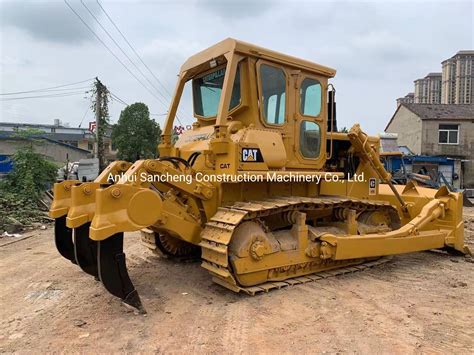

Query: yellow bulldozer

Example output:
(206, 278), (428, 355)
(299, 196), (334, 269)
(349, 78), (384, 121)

(50, 39), (469, 313)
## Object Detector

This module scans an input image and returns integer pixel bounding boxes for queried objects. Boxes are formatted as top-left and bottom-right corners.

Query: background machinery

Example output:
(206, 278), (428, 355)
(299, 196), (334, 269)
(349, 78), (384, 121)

(50, 39), (469, 313)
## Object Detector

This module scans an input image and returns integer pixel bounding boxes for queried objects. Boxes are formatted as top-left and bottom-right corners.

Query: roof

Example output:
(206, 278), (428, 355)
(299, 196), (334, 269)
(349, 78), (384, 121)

(181, 38), (336, 78)
(0, 122), (110, 138)
(415, 72), (442, 82)
(402, 103), (473, 120)
(442, 50), (474, 63)
(47, 133), (89, 141)
(0, 121), (86, 131)
(408, 155), (459, 163)
(455, 50), (474, 55)
(0, 131), (90, 153)
(380, 136), (400, 153)
(385, 103), (474, 131)
(396, 93), (414, 101)
(399, 146), (414, 155)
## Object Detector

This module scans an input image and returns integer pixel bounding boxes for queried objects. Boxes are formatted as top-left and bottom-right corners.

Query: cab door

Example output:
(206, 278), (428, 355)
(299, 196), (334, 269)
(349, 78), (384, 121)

(255, 60), (293, 165)
(293, 74), (327, 169)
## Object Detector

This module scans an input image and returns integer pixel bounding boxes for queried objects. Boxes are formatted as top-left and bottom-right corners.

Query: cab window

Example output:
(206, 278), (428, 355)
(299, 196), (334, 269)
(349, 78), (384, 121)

(300, 120), (321, 158)
(193, 66), (241, 118)
(260, 64), (286, 125)
(300, 78), (321, 117)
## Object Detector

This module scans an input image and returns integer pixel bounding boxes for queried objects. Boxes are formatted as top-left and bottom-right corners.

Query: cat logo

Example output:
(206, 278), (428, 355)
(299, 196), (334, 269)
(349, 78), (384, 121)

(369, 178), (377, 195)
(241, 148), (263, 162)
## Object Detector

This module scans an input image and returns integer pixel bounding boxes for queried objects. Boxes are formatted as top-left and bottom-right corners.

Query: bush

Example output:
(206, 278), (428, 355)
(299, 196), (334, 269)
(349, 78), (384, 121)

(0, 146), (58, 230)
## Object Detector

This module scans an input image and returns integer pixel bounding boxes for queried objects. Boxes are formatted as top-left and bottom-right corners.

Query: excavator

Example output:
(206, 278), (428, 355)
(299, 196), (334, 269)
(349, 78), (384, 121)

(50, 39), (469, 313)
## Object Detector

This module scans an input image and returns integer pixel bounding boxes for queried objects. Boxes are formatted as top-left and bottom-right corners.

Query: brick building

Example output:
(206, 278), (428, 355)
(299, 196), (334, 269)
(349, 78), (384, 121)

(385, 103), (474, 187)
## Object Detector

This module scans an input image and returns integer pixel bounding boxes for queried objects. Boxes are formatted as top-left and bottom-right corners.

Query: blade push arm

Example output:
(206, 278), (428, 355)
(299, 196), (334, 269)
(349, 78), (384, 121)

(319, 193), (469, 259)
(348, 124), (409, 213)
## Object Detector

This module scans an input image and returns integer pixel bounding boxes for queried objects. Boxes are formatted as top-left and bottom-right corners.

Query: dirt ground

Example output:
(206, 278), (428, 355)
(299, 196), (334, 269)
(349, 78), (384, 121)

(1, 208), (473, 354)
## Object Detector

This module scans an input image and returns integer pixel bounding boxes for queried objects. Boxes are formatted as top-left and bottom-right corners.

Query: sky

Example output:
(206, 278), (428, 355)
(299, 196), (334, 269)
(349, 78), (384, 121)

(0, 0), (472, 134)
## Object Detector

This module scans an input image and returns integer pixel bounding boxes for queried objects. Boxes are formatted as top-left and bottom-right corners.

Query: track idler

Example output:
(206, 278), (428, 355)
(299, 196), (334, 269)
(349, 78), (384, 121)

(97, 233), (145, 313)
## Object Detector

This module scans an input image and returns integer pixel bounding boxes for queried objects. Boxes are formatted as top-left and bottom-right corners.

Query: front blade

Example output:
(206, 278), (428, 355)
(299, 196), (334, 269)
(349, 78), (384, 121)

(73, 223), (99, 278)
(97, 233), (145, 313)
(54, 216), (76, 264)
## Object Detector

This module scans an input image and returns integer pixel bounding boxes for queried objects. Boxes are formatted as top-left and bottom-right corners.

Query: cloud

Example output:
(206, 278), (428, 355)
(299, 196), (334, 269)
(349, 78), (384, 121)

(351, 30), (418, 64)
(0, 0), (472, 134)
(196, 0), (276, 19)
(0, 0), (101, 44)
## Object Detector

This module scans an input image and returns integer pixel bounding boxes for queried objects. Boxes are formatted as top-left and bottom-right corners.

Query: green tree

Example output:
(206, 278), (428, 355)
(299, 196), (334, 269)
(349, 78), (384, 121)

(112, 103), (162, 161)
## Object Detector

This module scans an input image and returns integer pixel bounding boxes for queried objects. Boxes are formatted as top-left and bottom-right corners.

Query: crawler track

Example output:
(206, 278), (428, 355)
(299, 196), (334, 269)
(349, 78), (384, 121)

(200, 196), (398, 294)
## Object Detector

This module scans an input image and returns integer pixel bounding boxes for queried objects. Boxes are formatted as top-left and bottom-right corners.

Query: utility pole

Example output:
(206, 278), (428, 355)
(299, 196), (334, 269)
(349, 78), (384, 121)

(93, 77), (109, 173)
(95, 79), (101, 161)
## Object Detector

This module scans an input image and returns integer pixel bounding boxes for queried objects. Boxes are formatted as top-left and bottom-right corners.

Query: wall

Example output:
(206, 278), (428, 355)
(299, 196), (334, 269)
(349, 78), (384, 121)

(0, 139), (90, 165)
(78, 140), (93, 151)
(422, 119), (474, 187)
(385, 106), (423, 154)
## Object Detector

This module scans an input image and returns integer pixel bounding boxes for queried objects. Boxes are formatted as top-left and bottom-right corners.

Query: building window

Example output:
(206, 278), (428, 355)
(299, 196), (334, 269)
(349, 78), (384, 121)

(438, 124), (459, 145)
(88, 143), (93, 151)
(260, 64), (286, 125)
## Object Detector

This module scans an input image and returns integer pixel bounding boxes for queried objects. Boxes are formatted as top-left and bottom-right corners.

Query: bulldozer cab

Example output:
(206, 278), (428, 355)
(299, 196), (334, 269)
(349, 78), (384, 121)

(160, 38), (336, 172)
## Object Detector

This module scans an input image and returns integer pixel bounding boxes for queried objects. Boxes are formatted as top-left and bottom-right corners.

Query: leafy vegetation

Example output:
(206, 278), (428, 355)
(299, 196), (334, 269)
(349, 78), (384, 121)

(91, 79), (110, 172)
(0, 145), (57, 231)
(112, 102), (162, 161)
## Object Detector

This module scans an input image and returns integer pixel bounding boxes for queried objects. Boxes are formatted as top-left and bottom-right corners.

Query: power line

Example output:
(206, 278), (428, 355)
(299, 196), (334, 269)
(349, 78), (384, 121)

(107, 86), (129, 105)
(63, 0), (169, 112)
(96, 0), (174, 99)
(111, 97), (127, 106)
(1, 91), (88, 101)
(108, 88), (128, 105)
(110, 92), (128, 105)
(94, 0), (185, 125)
(80, 0), (171, 110)
(33, 86), (92, 92)
(0, 91), (88, 101)
(0, 78), (94, 96)
(78, 104), (90, 127)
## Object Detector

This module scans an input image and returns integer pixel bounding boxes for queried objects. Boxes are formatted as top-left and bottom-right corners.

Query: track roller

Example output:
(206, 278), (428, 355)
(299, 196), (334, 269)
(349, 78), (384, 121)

(97, 233), (145, 313)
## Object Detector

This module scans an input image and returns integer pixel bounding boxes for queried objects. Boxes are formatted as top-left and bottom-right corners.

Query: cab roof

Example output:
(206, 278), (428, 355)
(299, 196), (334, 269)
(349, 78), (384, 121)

(181, 38), (336, 78)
